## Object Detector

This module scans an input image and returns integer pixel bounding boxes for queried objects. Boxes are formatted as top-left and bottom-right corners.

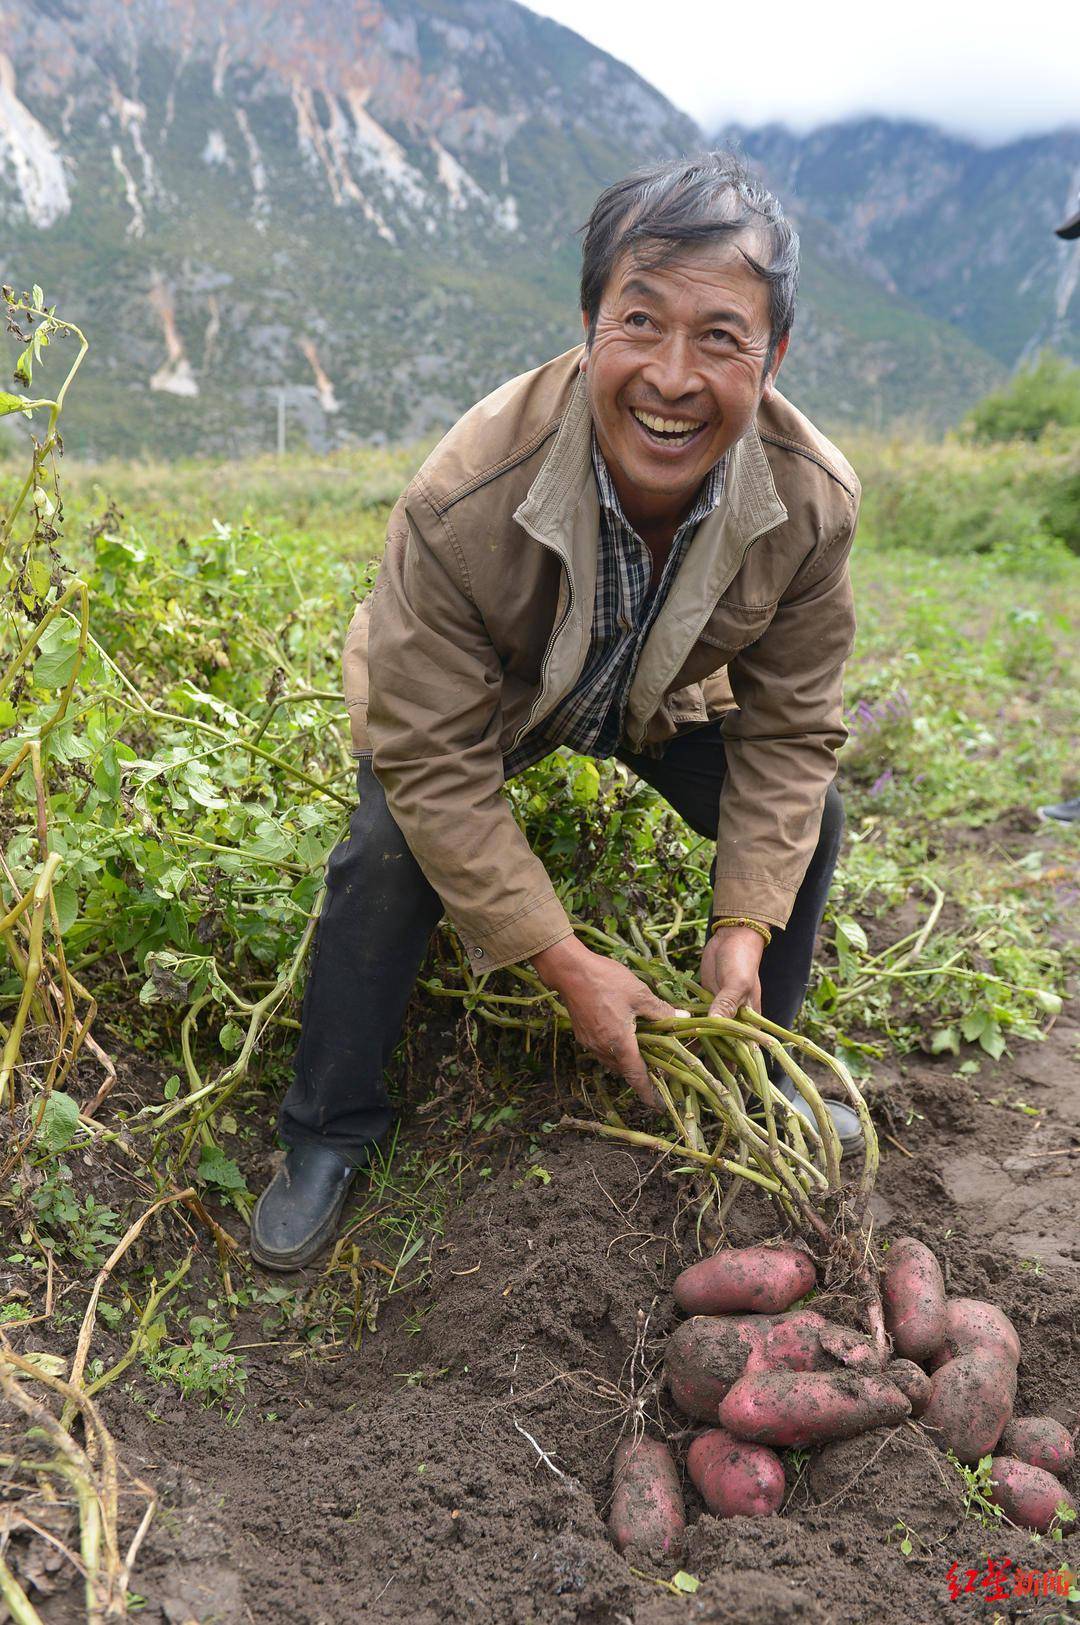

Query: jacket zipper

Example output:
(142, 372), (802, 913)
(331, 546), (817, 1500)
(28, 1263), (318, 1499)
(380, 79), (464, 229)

(507, 524), (576, 751)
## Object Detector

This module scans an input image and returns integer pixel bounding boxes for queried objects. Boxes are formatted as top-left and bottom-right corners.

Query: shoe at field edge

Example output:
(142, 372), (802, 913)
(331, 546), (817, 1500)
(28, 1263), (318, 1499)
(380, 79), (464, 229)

(1037, 796), (1080, 825)
(249, 1141), (370, 1271)
(774, 1078), (865, 1161)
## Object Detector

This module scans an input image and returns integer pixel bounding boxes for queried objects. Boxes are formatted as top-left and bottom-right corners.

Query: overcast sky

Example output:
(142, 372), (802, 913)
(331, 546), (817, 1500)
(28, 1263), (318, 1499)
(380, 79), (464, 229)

(523, 0), (1080, 143)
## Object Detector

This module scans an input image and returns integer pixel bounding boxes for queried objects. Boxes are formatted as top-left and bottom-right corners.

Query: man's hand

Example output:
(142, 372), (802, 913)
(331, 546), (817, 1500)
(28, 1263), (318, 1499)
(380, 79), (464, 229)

(700, 925), (766, 1020)
(532, 936), (679, 1110)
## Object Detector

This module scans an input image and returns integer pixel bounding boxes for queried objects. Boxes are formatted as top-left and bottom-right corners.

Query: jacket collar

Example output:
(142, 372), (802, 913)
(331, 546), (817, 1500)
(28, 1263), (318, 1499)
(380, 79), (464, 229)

(513, 370), (790, 751)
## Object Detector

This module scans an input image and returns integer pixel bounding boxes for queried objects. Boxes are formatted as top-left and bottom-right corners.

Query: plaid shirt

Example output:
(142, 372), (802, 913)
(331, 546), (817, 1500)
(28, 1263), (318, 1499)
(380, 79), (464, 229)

(504, 435), (726, 776)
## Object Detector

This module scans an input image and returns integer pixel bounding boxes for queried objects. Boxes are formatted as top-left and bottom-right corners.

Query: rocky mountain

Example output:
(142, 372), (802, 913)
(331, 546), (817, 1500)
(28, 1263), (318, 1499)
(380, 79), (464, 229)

(4, 0), (701, 457)
(721, 117), (1080, 375)
(0, 0), (1064, 459)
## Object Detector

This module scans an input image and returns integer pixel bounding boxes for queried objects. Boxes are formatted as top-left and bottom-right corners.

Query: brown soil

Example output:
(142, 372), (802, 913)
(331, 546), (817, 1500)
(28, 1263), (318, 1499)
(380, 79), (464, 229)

(5, 850), (1079, 1624)
(10, 1012), (1068, 1625)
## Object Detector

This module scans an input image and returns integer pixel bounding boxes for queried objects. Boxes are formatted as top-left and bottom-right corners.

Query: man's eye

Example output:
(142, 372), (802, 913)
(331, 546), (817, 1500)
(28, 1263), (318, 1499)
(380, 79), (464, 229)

(626, 312), (652, 329)
(708, 328), (733, 344)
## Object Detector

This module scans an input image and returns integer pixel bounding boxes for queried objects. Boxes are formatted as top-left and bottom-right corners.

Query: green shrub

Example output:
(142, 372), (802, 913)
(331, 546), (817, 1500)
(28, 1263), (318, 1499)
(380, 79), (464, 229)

(850, 427), (1080, 561)
(962, 351), (1080, 443)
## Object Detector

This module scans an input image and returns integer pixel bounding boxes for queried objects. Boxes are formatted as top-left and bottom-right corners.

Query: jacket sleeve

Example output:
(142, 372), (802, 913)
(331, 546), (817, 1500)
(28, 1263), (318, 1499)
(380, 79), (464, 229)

(365, 483), (574, 973)
(713, 491), (858, 929)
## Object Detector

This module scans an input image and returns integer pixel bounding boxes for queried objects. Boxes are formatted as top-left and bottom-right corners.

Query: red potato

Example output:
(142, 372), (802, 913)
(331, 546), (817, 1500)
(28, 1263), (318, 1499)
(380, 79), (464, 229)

(818, 1321), (884, 1373)
(673, 1244), (817, 1316)
(754, 1310), (831, 1374)
(686, 1428), (785, 1518)
(883, 1237), (947, 1362)
(886, 1359), (933, 1418)
(666, 1315), (771, 1421)
(753, 1313), (881, 1376)
(718, 1369), (910, 1448)
(921, 1352), (1017, 1463)
(998, 1417), (1075, 1478)
(931, 1299), (1021, 1370)
(988, 1456), (1078, 1533)
(608, 1437), (686, 1561)
(668, 1309), (888, 1423)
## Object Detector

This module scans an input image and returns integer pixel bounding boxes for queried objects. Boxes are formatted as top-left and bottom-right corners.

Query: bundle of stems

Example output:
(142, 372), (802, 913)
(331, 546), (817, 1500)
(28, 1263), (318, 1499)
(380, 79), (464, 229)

(0, 293), (98, 1131)
(424, 913), (885, 1347)
(0, 1345), (157, 1624)
(0, 1191), (228, 1619)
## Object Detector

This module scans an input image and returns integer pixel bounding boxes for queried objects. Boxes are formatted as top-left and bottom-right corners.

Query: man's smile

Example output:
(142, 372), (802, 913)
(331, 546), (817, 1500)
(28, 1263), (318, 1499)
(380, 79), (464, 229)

(628, 405), (709, 451)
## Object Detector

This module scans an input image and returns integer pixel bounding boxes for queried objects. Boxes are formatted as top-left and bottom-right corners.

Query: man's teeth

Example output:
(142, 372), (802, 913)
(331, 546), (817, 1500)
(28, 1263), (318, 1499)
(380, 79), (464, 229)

(632, 409), (702, 435)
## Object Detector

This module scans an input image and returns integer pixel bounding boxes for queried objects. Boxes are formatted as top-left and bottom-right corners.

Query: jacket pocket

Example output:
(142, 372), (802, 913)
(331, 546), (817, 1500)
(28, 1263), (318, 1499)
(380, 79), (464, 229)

(665, 682), (709, 725)
(696, 599), (776, 655)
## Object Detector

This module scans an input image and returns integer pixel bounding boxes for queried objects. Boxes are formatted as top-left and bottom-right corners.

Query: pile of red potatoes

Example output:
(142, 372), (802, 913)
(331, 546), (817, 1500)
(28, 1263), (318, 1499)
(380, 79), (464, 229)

(610, 1238), (1076, 1565)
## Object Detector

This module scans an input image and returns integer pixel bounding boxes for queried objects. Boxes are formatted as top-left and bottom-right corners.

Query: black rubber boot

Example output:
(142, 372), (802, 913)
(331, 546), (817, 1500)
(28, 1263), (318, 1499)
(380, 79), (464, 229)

(773, 1077), (865, 1160)
(249, 1142), (368, 1271)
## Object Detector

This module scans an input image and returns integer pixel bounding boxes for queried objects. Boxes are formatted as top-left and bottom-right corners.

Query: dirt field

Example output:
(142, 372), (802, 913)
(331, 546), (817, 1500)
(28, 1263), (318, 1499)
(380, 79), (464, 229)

(5, 829), (1078, 1625)
(83, 1029), (1078, 1625)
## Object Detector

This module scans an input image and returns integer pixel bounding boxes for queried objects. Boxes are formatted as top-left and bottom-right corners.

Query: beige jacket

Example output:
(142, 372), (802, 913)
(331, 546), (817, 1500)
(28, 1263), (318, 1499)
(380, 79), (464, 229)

(344, 347), (859, 973)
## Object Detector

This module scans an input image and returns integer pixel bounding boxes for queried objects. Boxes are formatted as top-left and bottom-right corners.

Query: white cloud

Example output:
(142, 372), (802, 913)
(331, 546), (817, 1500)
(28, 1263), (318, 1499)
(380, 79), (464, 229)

(523, 0), (1080, 143)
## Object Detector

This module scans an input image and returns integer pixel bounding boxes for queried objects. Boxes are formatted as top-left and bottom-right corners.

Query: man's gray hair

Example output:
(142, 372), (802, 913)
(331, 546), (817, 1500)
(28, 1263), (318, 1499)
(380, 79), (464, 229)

(579, 150), (799, 368)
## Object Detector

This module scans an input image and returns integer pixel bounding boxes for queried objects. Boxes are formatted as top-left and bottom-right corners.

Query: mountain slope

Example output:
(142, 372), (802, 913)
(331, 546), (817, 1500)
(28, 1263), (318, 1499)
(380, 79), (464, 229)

(721, 117), (1080, 372)
(2, 0), (706, 457)
(0, 2), (1013, 457)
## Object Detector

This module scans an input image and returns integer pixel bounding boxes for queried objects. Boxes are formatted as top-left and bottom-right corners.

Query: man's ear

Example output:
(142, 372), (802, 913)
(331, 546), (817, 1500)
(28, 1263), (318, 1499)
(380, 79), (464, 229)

(578, 309), (590, 371)
(761, 332), (790, 401)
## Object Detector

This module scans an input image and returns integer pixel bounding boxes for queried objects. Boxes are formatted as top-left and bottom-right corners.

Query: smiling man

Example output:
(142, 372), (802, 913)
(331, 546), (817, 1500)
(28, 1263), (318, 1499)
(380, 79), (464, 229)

(251, 150), (863, 1270)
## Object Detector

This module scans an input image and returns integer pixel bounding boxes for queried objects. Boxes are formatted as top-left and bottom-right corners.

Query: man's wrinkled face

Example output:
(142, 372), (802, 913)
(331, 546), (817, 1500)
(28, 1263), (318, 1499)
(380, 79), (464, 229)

(580, 238), (788, 513)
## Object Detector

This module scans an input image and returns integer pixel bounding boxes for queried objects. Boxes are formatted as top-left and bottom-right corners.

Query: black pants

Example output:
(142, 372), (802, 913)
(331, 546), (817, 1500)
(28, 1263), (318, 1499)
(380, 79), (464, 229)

(278, 722), (844, 1155)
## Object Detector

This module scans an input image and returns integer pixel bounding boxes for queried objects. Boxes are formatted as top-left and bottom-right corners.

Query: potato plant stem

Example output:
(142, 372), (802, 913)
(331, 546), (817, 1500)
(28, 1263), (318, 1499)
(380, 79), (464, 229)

(0, 853), (61, 1107)
(0, 1553), (45, 1625)
(558, 1115), (782, 1191)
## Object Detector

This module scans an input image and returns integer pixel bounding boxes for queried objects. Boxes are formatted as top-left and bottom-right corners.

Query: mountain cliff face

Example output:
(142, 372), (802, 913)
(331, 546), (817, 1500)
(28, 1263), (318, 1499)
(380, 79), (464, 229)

(722, 118), (1080, 374)
(1, 0), (705, 456)
(0, 0), (1064, 458)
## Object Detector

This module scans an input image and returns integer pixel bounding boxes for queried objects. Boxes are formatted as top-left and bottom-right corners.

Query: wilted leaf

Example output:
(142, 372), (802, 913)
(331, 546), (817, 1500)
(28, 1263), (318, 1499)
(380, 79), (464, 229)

(960, 1010), (988, 1043)
(930, 1026), (960, 1055)
(197, 1144), (249, 1195)
(33, 620), (81, 689)
(0, 389), (32, 417)
(571, 759), (601, 805)
(35, 1090), (82, 1153)
(978, 1022), (1006, 1060)
(250, 819), (292, 860)
(836, 917), (869, 955)
(670, 1572), (700, 1594)
(140, 952), (195, 1006)
(20, 1350), (67, 1377)
(50, 877), (78, 935)
(218, 1020), (244, 1052)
